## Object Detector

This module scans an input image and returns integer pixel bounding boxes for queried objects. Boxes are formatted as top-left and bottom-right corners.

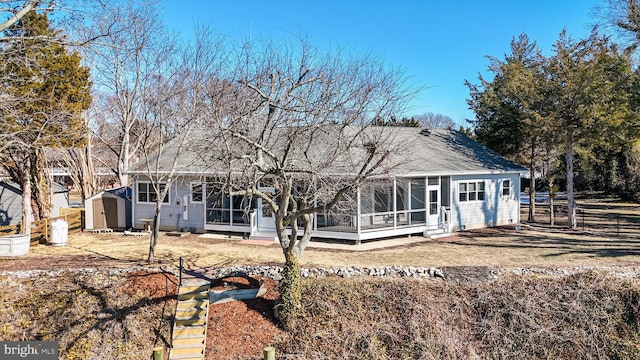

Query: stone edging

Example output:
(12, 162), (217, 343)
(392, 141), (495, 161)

(203, 265), (445, 281)
(2, 265), (637, 282)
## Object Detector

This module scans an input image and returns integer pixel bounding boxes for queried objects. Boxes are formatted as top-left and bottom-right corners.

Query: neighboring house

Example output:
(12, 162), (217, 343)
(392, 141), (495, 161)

(50, 182), (70, 217)
(0, 181), (70, 226)
(128, 127), (527, 243)
(84, 187), (132, 231)
(0, 181), (22, 226)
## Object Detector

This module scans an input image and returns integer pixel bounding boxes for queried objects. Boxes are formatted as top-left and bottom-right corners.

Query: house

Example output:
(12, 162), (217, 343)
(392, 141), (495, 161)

(128, 127), (527, 243)
(0, 181), (70, 226)
(84, 187), (132, 231)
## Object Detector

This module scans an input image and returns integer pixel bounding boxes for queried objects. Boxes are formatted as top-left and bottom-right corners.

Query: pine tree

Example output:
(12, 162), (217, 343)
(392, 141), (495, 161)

(0, 10), (91, 231)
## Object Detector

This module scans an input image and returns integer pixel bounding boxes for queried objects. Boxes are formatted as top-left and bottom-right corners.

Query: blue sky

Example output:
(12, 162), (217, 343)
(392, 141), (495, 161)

(160, 0), (599, 127)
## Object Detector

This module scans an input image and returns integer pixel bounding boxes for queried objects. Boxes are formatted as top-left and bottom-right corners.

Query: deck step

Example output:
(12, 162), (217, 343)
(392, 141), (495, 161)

(177, 292), (209, 301)
(179, 284), (210, 293)
(169, 280), (210, 360)
(175, 317), (207, 327)
(172, 337), (205, 347)
(169, 351), (204, 360)
(423, 227), (450, 239)
(175, 309), (208, 318)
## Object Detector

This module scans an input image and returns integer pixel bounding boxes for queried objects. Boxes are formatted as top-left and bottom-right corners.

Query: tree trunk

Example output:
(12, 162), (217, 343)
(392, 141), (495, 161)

(81, 143), (96, 200)
(528, 166), (536, 222)
(147, 205), (161, 262)
(20, 156), (33, 235)
(566, 133), (577, 229)
(31, 149), (50, 220)
(119, 131), (130, 187)
(548, 175), (555, 226)
(278, 247), (302, 331)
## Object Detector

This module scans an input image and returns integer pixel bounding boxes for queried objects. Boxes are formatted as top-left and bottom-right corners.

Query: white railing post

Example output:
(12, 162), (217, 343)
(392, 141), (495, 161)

(250, 211), (257, 236)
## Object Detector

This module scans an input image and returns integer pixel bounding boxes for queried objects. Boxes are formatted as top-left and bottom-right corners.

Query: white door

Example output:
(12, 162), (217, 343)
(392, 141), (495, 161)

(256, 187), (276, 232)
(427, 177), (440, 226)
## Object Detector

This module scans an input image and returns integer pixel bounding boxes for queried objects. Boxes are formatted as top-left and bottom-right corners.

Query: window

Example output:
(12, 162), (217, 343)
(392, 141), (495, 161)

(502, 179), (511, 197)
(137, 182), (169, 203)
(459, 181), (485, 202)
(459, 183), (467, 202)
(191, 182), (203, 203)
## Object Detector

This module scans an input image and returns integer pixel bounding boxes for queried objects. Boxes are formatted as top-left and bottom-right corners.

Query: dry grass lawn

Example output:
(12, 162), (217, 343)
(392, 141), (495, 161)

(4, 201), (636, 272)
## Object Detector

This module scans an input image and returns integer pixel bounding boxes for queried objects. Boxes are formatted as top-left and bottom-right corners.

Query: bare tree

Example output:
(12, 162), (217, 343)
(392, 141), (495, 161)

(202, 38), (414, 328)
(133, 27), (229, 262)
(413, 112), (456, 129)
(50, 131), (95, 202)
(0, 0), (50, 33)
(80, 0), (169, 187)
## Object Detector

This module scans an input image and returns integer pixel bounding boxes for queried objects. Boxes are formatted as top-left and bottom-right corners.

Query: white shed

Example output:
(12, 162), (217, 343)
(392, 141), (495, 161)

(84, 187), (132, 230)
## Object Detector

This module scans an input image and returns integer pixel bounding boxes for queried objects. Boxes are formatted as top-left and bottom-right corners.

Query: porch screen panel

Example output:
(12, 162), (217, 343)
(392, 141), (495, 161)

(316, 189), (357, 233)
(359, 182), (395, 231)
(374, 186), (392, 213)
(395, 183), (409, 226)
(410, 178), (426, 224)
(206, 181), (230, 224)
(232, 196), (254, 225)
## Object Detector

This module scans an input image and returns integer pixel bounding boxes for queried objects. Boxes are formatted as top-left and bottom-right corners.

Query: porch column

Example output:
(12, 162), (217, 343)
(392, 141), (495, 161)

(392, 177), (397, 229)
(229, 195), (233, 226)
(356, 186), (361, 245)
(425, 176), (429, 226)
(313, 179), (318, 232)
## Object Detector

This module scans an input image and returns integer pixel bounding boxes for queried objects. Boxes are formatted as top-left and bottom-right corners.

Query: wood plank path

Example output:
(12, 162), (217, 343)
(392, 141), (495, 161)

(169, 278), (210, 360)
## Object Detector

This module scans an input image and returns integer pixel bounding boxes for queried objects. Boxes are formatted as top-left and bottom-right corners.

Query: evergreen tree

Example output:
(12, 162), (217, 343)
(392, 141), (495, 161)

(547, 31), (634, 228)
(466, 34), (551, 222)
(0, 10), (91, 230)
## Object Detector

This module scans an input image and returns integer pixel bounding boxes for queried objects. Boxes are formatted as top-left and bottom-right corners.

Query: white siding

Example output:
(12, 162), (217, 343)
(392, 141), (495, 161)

(450, 173), (520, 231)
(132, 176), (206, 232)
(0, 183), (23, 226)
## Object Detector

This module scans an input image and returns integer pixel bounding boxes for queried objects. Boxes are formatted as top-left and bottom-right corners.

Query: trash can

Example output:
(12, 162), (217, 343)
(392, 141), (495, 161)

(50, 219), (68, 246)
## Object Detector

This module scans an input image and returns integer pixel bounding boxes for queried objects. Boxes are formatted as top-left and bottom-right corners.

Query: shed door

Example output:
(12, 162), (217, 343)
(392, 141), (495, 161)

(104, 197), (118, 228)
(93, 199), (105, 229)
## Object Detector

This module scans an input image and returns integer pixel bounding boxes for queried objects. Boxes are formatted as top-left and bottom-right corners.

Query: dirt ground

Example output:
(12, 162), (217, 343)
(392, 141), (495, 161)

(0, 201), (638, 359)
(2, 217), (638, 272)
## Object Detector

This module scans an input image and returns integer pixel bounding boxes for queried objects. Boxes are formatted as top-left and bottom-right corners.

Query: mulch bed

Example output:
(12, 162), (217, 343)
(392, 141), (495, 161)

(206, 276), (283, 359)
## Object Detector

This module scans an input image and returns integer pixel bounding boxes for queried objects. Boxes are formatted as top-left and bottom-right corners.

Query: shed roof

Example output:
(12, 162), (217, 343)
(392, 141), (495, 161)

(87, 186), (131, 201)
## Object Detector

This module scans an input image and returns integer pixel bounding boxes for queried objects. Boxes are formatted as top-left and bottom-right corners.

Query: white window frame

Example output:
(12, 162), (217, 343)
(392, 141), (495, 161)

(137, 182), (169, 204)
(502, 179), (512, 198)
(459, 181), (485, 202)
(190, 181), (204, 203)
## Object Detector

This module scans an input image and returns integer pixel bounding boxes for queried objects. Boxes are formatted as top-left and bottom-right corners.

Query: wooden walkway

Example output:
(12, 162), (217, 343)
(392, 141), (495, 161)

(169, 278), (210, 360)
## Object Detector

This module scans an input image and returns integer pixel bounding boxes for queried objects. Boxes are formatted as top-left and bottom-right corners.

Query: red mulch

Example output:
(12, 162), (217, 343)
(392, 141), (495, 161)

(121, 270), (178, 299)
(206, 276), (283, 360)
(0, 256), (284, 359)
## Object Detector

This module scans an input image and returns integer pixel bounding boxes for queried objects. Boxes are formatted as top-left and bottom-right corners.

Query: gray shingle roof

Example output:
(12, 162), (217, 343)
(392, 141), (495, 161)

(130, 126), (527, 177)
